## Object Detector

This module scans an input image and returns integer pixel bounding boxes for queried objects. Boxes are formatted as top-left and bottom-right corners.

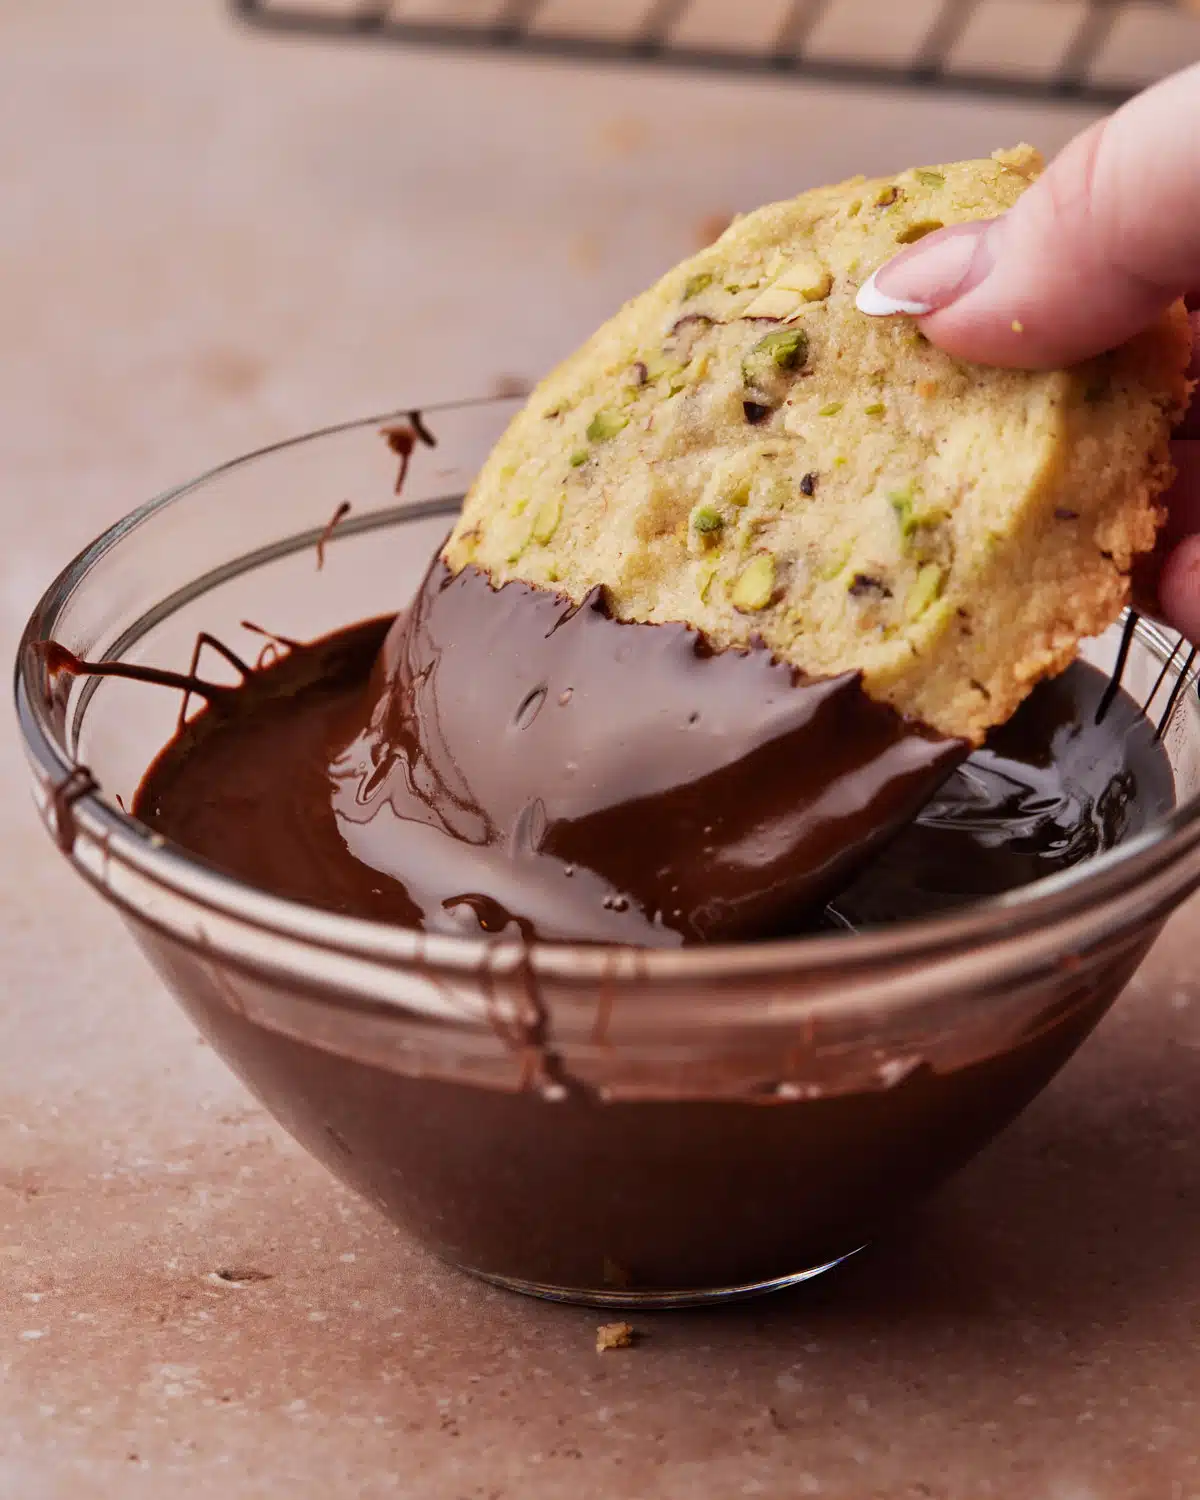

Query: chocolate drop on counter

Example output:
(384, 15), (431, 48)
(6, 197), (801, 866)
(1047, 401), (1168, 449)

(332, 560), (965, 945)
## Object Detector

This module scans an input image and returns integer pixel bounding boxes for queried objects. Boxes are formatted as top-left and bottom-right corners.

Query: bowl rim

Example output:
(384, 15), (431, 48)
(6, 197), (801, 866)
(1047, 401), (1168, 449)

(15, 400), (1200, 988)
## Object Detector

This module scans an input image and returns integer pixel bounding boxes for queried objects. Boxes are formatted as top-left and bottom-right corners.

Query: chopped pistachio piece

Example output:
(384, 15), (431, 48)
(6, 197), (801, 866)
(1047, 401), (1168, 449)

(742, 285), (804, 320)
(864, 402), (886, 417)
(691, 504), (724, 536)
(731, 552), (776, 612)
(569, 449), (588, 468)
(875, 184), (901, 207)
(888, 483), (917, 537)
(914, 169), (945, 187)
(819, 542), (852, 580)
(532, 496), (563, 545)
(891, 484), (948, 548)
(618, 378), (644, 409)
(697, 558), (719, 603)
(586, 409), (629, 443)
(906, 562), (945, 619)
(896, 219), (944, 245)
(642, 350), (689, 386)
(818, 400), (843, 417)
(683, 271), (713, 300)
(765, 474), (792, 509)
(669, 311), (714, 341)
(742, 328), (809, 387)
(742, 256), (832, 317)
(775, 257), (832, 300)
(510, 497), (528, 516)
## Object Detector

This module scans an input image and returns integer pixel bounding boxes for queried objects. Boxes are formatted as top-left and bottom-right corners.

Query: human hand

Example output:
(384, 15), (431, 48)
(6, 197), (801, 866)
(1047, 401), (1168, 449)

(856, 63), (1200, 641)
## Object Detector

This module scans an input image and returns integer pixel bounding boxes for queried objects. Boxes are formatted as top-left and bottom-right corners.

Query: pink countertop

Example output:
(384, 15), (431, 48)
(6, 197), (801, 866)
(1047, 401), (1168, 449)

(3, 3), (1198, 1495)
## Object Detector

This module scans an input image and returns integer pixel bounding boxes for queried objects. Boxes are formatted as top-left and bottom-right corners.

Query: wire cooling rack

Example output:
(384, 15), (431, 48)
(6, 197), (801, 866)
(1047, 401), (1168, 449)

(231, 0), (1199, 106)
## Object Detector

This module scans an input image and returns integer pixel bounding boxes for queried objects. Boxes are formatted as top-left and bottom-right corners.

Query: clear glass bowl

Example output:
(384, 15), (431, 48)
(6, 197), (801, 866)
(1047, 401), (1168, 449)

(16, 398), (1200, 1308)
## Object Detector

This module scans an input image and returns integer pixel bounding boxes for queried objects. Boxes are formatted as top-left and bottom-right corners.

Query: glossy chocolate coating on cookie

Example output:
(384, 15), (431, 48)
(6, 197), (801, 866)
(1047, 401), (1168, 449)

(331, 560), (964, 945)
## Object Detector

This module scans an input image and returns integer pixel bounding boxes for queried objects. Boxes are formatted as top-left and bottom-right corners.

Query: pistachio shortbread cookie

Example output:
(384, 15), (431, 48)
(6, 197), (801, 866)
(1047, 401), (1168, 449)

(446, 146), (1191, 743)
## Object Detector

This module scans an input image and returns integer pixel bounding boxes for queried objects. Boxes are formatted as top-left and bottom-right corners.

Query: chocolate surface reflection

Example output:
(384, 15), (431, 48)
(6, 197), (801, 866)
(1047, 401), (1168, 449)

(133, 560), (1173, 945)
(827, 656), (1176, 929)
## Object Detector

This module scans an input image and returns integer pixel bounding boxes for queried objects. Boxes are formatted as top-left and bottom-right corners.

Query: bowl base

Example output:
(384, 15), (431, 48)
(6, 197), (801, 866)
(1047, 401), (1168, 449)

(460, 1248), (863, 1309)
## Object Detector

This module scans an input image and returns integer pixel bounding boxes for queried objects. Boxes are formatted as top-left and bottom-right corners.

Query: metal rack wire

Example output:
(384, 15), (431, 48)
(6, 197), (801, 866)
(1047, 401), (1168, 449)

(231, 0), (1199, 107)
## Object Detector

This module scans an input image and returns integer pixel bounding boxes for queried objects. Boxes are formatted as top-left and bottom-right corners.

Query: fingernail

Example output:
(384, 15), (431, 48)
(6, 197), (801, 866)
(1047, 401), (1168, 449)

(856, 218), (999, 319)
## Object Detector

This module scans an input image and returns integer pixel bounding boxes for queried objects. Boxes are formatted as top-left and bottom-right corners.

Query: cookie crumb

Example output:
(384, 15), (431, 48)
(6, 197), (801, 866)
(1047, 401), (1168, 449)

(209, 1267), (273, 1287)
(596, 1320), (636, 1353)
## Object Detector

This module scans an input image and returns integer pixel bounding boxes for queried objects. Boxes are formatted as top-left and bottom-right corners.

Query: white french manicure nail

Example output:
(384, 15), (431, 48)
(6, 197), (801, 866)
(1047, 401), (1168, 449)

(855, 271), (934, 318)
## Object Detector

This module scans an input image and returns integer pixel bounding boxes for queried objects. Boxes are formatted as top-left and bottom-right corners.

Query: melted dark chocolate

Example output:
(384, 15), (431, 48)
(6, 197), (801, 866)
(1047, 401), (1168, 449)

(332, 561), (964, 945)
(127, 561), (1173, 946)
(827, 659), (1175, 928)
(381, 413), (437, 496)
(315, 501), (352, 571)
(41, 640), (240, 715)
(134, 617), (424, 926)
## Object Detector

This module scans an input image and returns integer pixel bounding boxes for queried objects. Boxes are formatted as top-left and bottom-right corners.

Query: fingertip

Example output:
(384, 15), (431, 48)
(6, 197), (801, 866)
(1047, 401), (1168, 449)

(1157, 533), (1200, 645)
(913, 303), (1067, 370)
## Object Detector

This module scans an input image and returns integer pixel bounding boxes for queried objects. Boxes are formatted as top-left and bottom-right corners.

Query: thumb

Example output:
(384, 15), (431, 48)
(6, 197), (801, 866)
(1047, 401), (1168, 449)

(856, 64), (1200, 368)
